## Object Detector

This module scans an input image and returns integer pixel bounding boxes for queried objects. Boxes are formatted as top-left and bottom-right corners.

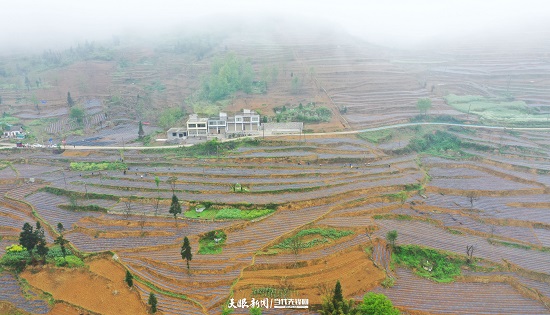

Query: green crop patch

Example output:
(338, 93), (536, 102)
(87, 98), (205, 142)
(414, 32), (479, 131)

(273, 228), (354, 251)
(70, 161), (127, 171)
(444, 94), (550, 126)
(393, 245), (469, 283)
(198, 230), (227, 255)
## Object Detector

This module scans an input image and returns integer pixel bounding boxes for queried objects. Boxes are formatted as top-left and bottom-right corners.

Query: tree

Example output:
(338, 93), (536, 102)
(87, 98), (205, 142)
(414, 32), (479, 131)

(416, 98), (432, 116)
(466, 191), (479, 209)
(356, 292), (400, 315)
(466, 245), (475, 264)
(181, 236), (193, 271)
(148, 292), (158, 313)
(34, 222), (48, 262)
(35, 238), (48, 263)
(365, 226), (377, 244)
(25, 76), (31, 91)
(289, 235), (304, 266)
(125, 270), (134, 287)
(54, 235), (69, 259)
(138, 121), (145, 139)
(19, 223), (38, 259)
(320, 280), (357, 315)
(167, 176), (177, 194)
(333, 280), (343, 306)
(69, 106), (85, 125)
(57, 222), (65, 234)
(386, 230), (398, 249)
(67, 91), (75, 107)
(169, 194), (182, 226)
(123, 199), (133, 219)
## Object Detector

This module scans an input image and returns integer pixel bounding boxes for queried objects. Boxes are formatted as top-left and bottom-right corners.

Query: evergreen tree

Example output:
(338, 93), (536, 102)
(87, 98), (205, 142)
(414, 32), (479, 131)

(54, 235), (69, 259)
(19, 223), (38, 259)
(34, 222), (48, 263)
(148, 292), (157, 313)
(57, 222), (65, 234)
(67, 92), (75, 107)
(169, 194), (182, 226)
(333, 280), (343, 306)
(35, 239), (49, 264)
(181, 236), (193, 270)
(320, 280), (358, 315)
(138, 121), (145, 138)
(125, 270), (134, 287)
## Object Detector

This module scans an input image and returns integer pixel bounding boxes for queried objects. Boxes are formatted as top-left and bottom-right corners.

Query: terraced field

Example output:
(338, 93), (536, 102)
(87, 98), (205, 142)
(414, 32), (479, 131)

(1, 125), (550, 314)
(1, 22), (550, 314)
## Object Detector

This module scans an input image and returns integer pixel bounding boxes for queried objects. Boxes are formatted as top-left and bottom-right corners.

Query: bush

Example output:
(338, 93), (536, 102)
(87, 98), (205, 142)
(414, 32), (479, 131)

(55, 255), (84, 268)
(6, 244), (26, 253)
(393, 245), (464, 283)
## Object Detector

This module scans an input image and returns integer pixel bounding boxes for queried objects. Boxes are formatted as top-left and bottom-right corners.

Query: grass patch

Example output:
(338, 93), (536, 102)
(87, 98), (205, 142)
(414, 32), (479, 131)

(70, 161), (127, 171)
(198, 230), (227, 255)
(488, 239), (531, 250)
(402, 130), (489, 159)
(373, 214), (413, 221)
(39, 186), (120, 201)
(273, 228), (353, 250)
(357, 129), (393, 144)
(185, 207), (274, 220)
(393, 245), (467, 283)
(444, 94), (550, 125)
(215, 208), (273, 220)
(58, 204), (108, 213)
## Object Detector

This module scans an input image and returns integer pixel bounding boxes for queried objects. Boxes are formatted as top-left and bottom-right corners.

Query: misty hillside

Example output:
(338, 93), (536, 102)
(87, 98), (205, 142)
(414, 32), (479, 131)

(1, 17), (549, 142)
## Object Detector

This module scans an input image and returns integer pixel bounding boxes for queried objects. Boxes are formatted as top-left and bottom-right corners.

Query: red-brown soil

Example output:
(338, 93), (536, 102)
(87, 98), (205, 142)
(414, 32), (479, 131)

(233, 248), (385, 305)
(21, 257), (149, 315)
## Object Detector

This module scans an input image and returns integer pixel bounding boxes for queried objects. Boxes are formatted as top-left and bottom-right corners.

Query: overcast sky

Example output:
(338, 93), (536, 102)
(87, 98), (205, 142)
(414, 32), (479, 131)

(1, 0), (548, 52)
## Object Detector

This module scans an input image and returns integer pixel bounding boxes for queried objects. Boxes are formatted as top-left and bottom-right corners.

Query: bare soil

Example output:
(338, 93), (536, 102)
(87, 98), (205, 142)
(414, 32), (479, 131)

(233, 248), (385, 305)
(21, 257), (149, 315)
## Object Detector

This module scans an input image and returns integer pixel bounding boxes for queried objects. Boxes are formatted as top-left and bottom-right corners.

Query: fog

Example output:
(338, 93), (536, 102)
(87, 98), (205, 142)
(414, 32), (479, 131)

(1, 0), (549, 53)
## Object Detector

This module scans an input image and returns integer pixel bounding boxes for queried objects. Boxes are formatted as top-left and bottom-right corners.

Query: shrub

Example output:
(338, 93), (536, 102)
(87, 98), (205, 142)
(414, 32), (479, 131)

(393, 245), (464, 283)
(6, 244), (26, 253)
(55, 255), (84, 268)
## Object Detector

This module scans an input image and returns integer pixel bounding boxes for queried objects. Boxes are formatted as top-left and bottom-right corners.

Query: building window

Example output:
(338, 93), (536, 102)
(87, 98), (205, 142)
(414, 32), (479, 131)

(198, 124), (206, 128)
(189, 124), (196, 128)
(172, 133), (177, 136)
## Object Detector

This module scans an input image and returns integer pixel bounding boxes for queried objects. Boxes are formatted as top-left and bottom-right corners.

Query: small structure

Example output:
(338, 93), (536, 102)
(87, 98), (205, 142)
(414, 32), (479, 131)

(3, 125), (24, 138)
(166, 127), (187, 143)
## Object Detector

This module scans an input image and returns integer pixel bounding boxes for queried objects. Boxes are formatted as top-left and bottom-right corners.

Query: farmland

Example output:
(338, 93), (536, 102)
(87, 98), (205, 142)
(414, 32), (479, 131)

(1, 19), (550, 315)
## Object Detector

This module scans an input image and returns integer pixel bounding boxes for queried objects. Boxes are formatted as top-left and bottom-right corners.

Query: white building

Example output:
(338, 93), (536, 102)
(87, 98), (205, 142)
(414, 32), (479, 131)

(186, 114), (208, 136)
(226, 109), (260, 133)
